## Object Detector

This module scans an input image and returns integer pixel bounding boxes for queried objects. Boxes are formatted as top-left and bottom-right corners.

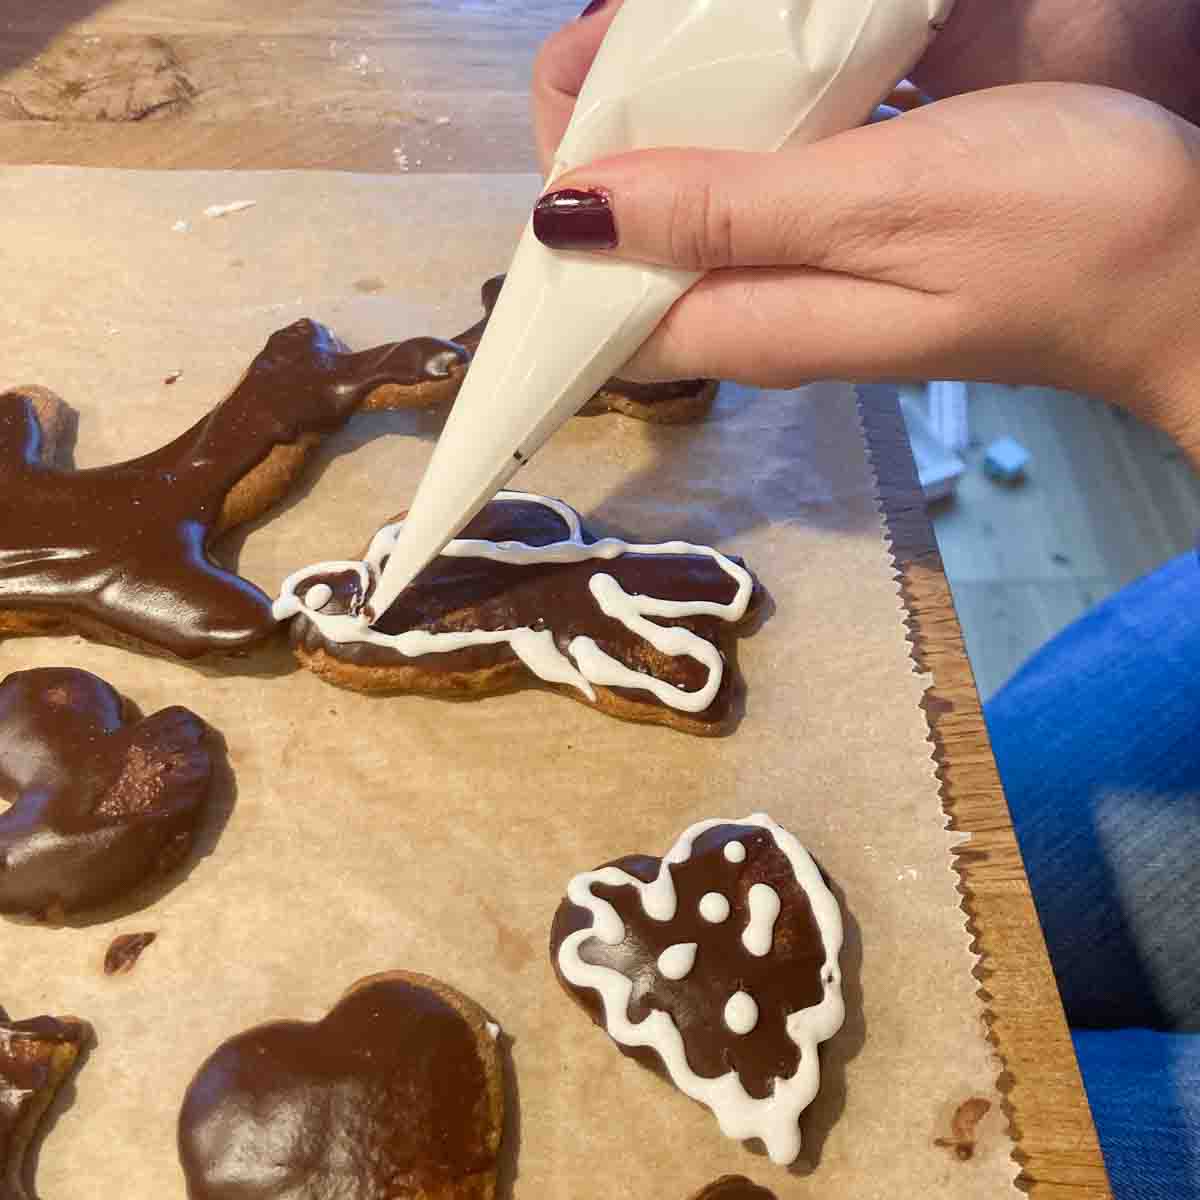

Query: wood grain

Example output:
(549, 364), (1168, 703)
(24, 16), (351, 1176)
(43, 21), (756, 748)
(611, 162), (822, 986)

(860, 388), (1111, 1197)
(0, 5), (1113, 1194)
(930, 383), (1200, 699)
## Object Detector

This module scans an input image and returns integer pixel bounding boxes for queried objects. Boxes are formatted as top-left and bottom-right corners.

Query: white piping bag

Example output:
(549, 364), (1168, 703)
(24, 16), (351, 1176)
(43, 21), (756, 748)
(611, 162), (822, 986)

(366, 0), (956, 621)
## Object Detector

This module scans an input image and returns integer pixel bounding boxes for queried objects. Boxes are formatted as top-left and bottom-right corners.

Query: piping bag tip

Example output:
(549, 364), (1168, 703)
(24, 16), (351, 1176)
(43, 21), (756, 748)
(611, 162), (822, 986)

(362, 234), (697, 625)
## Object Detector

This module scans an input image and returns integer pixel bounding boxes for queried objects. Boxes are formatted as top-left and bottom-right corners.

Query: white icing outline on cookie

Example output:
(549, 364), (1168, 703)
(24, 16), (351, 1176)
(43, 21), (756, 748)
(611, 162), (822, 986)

(557, 812), (844, 1166)
(273, 491), (754, 714)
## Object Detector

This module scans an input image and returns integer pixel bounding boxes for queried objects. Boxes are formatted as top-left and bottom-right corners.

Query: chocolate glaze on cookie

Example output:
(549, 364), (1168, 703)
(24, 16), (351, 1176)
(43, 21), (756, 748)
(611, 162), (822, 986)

(103, 931), (157, 976)
(178, 974), (503, 1200)
(551, 814), (844, 1165)
(276, 493), (759, 732)
(0, 320), (468, 658)
(691, 1178), (778, 1200)
(1, 1008), (89, 1200)
(0, 668), (213, 918)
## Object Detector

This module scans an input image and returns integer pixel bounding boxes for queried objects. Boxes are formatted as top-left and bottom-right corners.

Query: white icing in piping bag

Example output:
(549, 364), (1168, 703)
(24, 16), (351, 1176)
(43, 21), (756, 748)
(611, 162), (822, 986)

(367, 0), (957, 622)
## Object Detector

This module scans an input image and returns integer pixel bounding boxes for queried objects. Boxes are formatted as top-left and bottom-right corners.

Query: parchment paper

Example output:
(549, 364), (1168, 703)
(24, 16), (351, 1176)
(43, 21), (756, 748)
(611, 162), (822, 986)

(0, 167), (1017, 1198)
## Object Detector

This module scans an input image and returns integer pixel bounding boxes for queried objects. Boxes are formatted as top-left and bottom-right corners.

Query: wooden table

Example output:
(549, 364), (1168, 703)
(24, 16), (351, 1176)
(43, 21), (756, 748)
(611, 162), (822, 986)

(0, 4), (1111, 1194)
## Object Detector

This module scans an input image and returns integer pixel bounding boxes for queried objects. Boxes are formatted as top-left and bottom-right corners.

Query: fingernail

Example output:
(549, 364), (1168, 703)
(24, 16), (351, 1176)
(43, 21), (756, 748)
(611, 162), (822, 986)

(533, 188), (617, 251)
(578, 0), (608, 18)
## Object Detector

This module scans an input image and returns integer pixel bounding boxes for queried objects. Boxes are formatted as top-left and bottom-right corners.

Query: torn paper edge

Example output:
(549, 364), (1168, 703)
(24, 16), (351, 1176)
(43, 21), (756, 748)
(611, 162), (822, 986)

(852, 384), (1021, 1192)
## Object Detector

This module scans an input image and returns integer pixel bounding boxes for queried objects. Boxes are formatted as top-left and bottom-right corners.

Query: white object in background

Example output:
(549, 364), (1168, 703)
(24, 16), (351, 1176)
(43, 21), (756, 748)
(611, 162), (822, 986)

(984, 436), (1032, 482)
(927, 379), (971, 452)
(365, 0), (959, 623)
(898, 385), (966, 502)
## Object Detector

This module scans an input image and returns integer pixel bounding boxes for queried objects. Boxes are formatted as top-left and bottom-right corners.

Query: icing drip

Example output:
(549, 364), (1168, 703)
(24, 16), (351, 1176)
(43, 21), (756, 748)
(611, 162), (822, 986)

(557, 813), (844, 1166)
(724, 991), (759, 1036)
(273, 492), (753, 715)
(724, 841), (747, 864)
(658, 943), (699, 981)
(699, 892), (731, 924)
(742, 884), (781, 958)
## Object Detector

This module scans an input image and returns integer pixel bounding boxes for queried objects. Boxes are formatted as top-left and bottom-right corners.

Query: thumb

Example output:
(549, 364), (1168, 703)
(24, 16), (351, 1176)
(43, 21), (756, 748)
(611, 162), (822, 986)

(530, 124), (929, 275)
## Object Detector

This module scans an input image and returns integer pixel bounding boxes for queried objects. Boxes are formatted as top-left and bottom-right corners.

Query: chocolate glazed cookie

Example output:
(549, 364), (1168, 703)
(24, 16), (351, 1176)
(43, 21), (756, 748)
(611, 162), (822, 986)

(551, 814), (844, 1165)
(178, 972), (505, 1200)
(274, 492), (762, 735)
(0, 668), (215, 919)
(690, 1178), (777, 1200)
(0, 321), (471, 659)
(0, 1008), (89, 1200)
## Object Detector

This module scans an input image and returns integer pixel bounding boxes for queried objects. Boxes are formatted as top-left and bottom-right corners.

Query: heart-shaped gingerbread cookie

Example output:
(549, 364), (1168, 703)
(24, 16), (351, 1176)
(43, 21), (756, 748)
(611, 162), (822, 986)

(0, 668), (214, 919)
(551, 813), (843, 1165)
(178, 971), (505, 1200)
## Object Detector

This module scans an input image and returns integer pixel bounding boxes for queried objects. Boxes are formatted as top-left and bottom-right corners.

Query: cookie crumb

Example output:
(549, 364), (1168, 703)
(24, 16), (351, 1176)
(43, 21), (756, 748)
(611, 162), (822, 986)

(163, 370), (182, 386)
(204, 200), (257, 219)
(104, 931), (158, 976)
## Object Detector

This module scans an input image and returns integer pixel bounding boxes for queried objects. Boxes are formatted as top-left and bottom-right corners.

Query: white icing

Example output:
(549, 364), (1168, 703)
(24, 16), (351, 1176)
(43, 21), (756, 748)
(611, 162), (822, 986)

(485, 1021), (501, 1041)
(558, 813), (844, 1166)
(304, 583), (333, 611)
(699, 892), (731, 924)
(657, 942), (698, 981)
(272, 491), (754, 714)
(724, 991), (759, 1036)
(723, 841), (747, 864)
(742, 883), (782, 958)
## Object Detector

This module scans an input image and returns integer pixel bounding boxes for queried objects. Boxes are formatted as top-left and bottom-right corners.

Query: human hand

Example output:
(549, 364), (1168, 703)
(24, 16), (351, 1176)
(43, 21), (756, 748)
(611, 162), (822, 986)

(530, 77), (1200, 460)
(533, 0), (1200, 167)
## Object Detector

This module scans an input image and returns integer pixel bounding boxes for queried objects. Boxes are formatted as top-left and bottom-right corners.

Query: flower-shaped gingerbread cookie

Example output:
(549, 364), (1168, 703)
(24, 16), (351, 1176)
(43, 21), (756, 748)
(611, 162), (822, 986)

(0, 667), (215, 919)
(551, 814), (844, 1165)
(274, 492), (761, 734)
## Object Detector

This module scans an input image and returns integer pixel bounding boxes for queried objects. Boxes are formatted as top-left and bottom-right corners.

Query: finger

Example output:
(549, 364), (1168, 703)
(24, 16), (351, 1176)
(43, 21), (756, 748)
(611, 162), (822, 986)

(619, 267), (969, 388)
(529, 116), (966, 283)
(531, 0), (626, 177)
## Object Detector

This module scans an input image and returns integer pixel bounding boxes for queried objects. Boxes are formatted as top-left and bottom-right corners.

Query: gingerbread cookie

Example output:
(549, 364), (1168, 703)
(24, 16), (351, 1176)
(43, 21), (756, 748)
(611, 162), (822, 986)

(0, 1008), (89, 1200)
(178, 971), (505, 1200)
(690, 1178), (777, 1200)
(0, 320), (472, 659)
(441, 277), (718, 425)
(550, 814), (844, 1165)
(0, 668), (215, 919)
(273, 492), (760, 735)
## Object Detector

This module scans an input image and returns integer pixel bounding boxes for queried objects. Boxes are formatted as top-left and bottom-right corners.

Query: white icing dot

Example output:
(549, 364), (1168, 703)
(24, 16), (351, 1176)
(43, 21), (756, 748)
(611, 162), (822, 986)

(699, 892), (730, 923)
(657, 942), (698, 981)
(724, 990), (759, 1035)
(723, 840), (747, 863)
(304, 583), (333, 611)
(742, 883), (782, 957)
